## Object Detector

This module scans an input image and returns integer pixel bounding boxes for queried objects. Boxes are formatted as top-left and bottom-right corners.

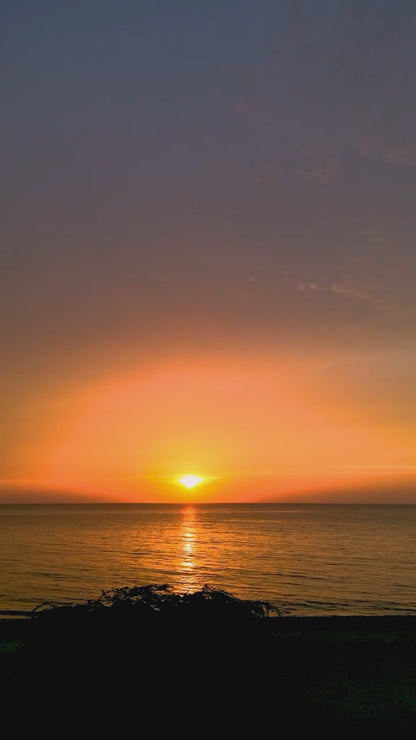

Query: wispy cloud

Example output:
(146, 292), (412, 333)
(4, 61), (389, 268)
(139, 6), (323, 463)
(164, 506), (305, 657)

(384, 146), (416, 167)
(330, 281), (386, 311)
(293, 163), (335, 186)
(296, 281), (323, 292)
(337, 464), (416, 474)
(295, 278), (386, 311)
(357, 142), (416, 168)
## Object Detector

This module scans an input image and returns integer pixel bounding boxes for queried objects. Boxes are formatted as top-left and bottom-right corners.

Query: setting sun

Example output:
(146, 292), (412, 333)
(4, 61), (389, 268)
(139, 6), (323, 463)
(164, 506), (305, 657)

(179, 475), (203, 489)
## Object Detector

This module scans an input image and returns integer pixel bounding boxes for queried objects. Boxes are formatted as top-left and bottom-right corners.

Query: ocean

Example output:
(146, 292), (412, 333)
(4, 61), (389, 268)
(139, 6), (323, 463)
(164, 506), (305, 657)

(1, 503), (415, 616)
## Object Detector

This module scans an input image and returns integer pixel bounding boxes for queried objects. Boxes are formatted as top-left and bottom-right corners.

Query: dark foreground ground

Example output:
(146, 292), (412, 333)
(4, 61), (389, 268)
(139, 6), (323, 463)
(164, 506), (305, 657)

(1, 589), (416, 731)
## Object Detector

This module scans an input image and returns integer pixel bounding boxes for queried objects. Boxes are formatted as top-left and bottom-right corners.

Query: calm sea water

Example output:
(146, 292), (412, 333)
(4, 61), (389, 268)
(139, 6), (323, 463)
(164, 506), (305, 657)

(1, 504), (415, 616)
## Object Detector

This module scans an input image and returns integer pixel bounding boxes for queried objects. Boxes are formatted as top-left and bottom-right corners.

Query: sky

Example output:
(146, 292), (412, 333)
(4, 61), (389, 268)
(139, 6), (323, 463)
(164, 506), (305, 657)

(1, 0), (416, 502)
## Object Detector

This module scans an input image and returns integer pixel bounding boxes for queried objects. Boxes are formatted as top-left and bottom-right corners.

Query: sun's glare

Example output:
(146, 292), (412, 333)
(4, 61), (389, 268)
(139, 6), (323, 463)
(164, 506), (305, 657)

(179, 475), (203, 489)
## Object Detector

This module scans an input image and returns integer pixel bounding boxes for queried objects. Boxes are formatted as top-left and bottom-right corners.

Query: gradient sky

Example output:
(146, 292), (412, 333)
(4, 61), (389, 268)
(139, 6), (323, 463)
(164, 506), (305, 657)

(2, 1), (416, 502)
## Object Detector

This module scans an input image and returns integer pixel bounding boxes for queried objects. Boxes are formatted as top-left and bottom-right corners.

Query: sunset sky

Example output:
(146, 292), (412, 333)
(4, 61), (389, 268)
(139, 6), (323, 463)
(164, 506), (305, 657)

(2, 1), (416, 502)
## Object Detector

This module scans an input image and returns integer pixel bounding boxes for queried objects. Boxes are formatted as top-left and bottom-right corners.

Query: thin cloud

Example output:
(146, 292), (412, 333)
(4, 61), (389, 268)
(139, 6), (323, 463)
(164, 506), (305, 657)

(295, 278), (385, 311)
(384, 146), (416, 167)
(293, 164), (335, 186)
(330, 281), (386, 311)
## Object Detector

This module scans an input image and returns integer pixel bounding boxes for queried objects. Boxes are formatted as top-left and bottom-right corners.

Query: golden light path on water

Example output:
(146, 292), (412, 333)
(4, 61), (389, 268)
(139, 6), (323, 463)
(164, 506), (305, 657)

(179, 506), (198, 592)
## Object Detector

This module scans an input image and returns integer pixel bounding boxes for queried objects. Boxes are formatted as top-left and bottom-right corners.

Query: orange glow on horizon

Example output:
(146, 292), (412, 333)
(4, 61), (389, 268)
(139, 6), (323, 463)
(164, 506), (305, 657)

(3, 350), (416, 503)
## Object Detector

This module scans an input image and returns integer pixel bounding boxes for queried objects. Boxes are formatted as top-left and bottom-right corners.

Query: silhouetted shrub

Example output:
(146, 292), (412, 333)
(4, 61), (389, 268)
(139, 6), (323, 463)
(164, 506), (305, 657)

(27, 584), (288, 700)
(32, 583), (285, 624)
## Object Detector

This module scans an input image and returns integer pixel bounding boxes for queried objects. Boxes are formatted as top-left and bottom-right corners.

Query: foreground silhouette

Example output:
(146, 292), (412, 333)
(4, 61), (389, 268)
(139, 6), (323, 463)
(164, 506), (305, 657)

(2, 585), (416, 730)
(32, 582), (282, 621)
(30, 583), (282, 666)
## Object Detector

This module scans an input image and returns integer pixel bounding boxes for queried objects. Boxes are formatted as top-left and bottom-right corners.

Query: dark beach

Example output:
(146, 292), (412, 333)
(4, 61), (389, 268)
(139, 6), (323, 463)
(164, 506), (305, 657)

(1, 587), (415, 730)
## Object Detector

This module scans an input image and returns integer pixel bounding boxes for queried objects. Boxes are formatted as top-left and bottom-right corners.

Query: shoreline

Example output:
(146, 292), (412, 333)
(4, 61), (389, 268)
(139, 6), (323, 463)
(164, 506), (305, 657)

(2, 609), (416, 619)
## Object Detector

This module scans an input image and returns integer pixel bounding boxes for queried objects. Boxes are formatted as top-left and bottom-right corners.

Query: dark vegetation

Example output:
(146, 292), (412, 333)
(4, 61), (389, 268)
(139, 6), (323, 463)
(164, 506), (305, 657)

(1, 585), (416, 730)
(29, 583), (281, 673)
(32, 582), (282, 622)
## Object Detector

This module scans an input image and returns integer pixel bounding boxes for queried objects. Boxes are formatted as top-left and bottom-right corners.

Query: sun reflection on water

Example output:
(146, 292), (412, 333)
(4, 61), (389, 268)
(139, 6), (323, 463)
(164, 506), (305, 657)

(179, 506), (198, 590)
